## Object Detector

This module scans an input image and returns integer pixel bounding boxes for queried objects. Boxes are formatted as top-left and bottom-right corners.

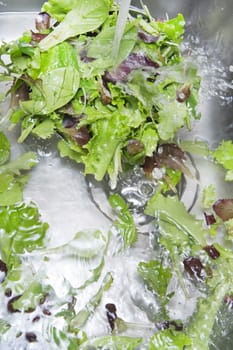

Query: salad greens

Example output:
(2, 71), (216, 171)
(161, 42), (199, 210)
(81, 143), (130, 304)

(0, 0), (233, 349)
(0, 131), (37, 205)
(0, 0), (200, 187)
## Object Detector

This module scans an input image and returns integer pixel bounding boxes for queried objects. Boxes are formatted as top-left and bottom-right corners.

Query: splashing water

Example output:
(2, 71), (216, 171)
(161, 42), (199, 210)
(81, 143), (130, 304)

(112, 0), (132, 60)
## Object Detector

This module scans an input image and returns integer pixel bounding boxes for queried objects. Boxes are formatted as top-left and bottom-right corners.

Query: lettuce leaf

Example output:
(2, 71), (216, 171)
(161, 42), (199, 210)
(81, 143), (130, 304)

(211, 140), (233, 181)
(145, 193), (207, 246)
(39, 0), (111, 51)
(0, 132), (10, 165)
(0, 202), (49, 266)
(138, 260), (172, 299)
(80, 335), (142, 350)
(149, 329), (192, 350)
(0, 133), (37, 206)
(109, 193), (138, 248)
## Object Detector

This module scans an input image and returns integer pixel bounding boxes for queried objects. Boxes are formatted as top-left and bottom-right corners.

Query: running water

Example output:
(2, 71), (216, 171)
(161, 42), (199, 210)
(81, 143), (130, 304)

(112, 0), (132, 61)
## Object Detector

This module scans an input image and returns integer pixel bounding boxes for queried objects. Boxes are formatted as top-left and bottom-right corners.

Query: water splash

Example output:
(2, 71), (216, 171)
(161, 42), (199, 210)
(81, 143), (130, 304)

(112, 0), (132, 60)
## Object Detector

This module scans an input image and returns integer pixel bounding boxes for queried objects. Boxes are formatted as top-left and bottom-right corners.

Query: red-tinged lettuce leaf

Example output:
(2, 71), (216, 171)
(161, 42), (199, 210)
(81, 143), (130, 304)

(213, 199), (233, 222)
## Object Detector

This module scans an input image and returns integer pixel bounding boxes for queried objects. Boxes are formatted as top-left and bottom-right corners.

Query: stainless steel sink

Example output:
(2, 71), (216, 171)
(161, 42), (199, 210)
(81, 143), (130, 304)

(0, 1), (233, 349)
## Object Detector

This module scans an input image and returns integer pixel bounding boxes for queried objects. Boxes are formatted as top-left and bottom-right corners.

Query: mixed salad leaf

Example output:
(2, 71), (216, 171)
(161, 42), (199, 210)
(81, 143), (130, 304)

(0, 0), (200, 187)
(0, 0), (233, 349)
(0, 131), (37, 205)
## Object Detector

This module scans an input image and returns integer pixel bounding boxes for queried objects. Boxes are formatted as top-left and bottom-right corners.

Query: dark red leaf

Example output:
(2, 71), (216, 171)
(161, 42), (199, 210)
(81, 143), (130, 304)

(203, 245), (220, 259)
(105, 303), (117, 331)
(204, 212), (216, 226)
(35, 12), (51, 32)
(183, 256), (205, 280)
(213, 199), (233, 221)
(103, 52), (159, 83)
(138, 28), (159, 43)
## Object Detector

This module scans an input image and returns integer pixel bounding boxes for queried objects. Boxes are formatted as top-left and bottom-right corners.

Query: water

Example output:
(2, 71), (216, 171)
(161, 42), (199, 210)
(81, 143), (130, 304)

(112, 0), (132, 60)
(1, 7), (233, 350)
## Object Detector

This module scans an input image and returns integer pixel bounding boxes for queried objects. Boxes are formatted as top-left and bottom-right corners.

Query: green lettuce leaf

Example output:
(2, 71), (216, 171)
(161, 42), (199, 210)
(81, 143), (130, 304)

(82, 113), (130, 181)
(0, 132), (10, 165)
(21, 66), (80, 115)
(201, 184), (216, 210)
(149, 329), (192, 350)
(109, 193), (138, 248)
(42, 0), (79, 21)
(0, 202), (49, 266)
(80, 335), (142, 350)
(0, 152), (37, 175)
(138, 260), (172, 299)
(39, 0), (111, 51)
(70, 272), (113, 329)
(145, 193), (207, 246)
(87, 20), (138, 67)
(0, 134), (37, 205)
(211, 140), (233, 181)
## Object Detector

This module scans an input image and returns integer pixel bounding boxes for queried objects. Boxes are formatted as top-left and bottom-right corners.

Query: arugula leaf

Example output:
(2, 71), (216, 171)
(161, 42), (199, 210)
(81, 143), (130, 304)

(0, 132), (10, 165)
(109, 193), (138, 248)
(39, 0), (111, 51)
(80, 335), (142, 350)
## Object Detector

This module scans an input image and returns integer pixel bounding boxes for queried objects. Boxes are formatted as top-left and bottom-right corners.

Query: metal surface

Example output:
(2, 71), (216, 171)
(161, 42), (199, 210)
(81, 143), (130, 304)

(0, 1), (233, 348)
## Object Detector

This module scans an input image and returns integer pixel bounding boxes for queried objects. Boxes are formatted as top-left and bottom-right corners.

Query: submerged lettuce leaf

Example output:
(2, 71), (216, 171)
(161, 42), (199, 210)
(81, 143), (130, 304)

(109, 193), (138, 248)
(80, 335), (142, 350)
(0, 133), (37, 206)
(0, 202), (49, 265)
(0, 132), (10, 165)
(149, 329), (191, 350)
(138, 260), (172, 299)
(145, 193), (207, 245)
